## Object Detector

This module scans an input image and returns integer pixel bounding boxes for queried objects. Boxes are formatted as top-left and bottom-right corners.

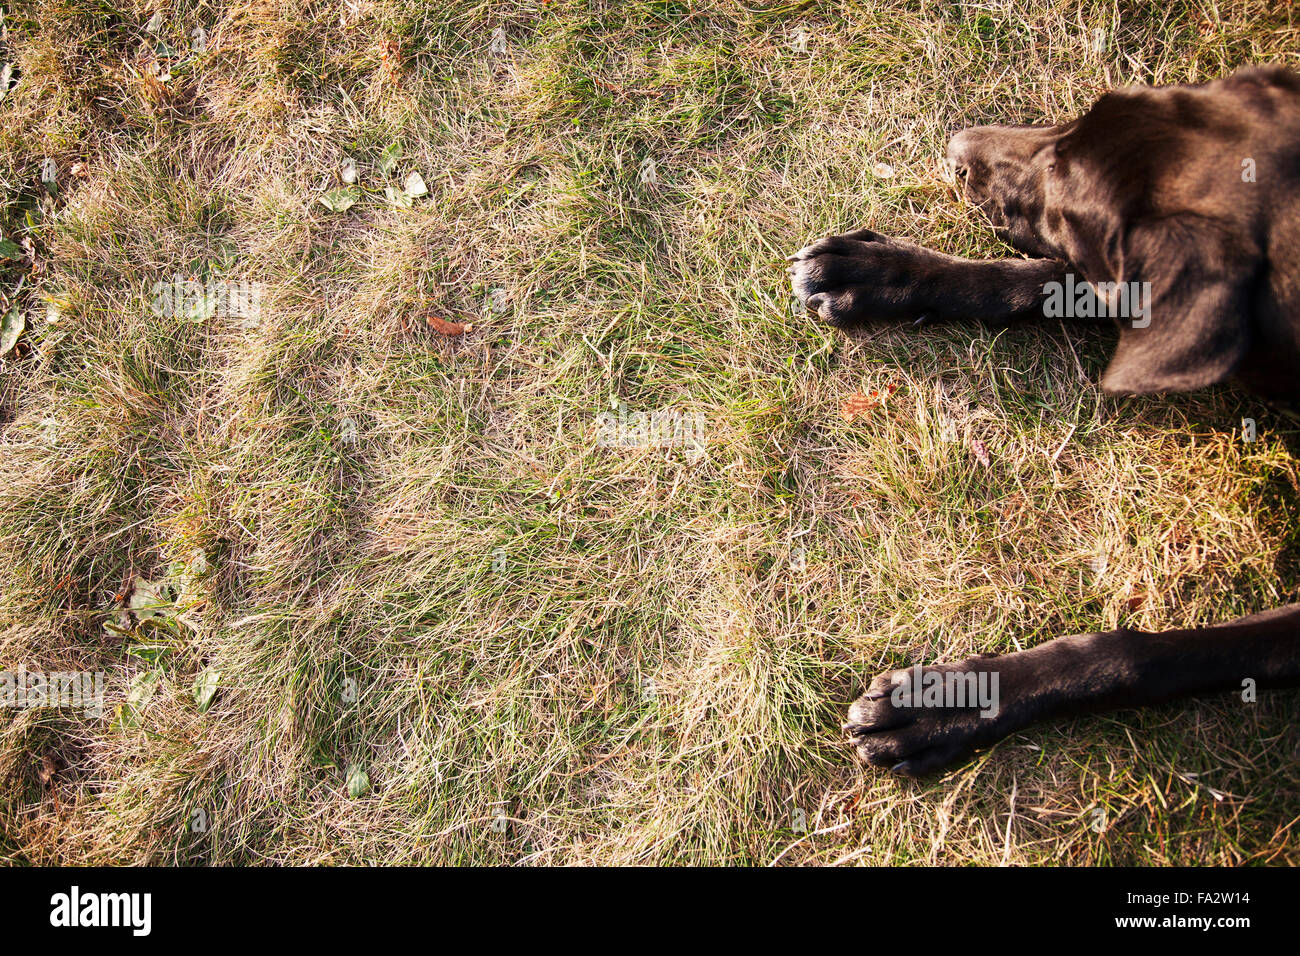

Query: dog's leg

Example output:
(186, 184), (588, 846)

(845, 603), (1300, 775)
(788, 230), (1068, 327)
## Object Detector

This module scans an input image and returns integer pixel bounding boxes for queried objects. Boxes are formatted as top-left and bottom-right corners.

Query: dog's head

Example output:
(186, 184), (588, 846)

(941, 94), (1172, 272)
(944, 122), (1072, 259)
(942, 85), (1234, 269)
(943, 69), (1300, 396)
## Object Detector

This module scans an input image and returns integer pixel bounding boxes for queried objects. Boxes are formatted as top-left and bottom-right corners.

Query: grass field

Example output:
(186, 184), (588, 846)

(1, 0), (1299, 865)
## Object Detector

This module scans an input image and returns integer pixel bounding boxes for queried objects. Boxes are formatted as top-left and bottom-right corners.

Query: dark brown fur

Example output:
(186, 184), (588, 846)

(789, 67), (1300, 775)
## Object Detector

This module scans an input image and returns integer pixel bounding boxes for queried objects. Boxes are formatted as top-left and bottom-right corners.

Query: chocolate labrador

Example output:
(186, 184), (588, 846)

(789, 66), (1300, 775)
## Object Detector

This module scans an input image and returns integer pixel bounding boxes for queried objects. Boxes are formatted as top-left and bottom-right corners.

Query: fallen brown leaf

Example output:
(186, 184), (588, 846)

(426, 315), (472, 336)
(840, 384), (896, 422)
(380, 38), (403, 71)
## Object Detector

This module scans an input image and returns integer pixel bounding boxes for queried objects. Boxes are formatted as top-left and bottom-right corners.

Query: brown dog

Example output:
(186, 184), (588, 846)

(790, 66), (1300, 774)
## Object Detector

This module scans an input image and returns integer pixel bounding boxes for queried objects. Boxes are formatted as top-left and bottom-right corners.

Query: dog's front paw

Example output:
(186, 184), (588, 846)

(787, 230), (933, 326)
(843, 659), (1009, 776)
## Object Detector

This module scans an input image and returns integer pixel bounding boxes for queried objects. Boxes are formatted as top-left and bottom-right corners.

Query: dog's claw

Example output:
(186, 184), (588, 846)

(913, 312), (935, 328)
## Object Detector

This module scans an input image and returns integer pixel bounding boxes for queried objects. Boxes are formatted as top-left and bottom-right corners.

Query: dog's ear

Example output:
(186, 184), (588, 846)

(1100, 222), (1254, 395)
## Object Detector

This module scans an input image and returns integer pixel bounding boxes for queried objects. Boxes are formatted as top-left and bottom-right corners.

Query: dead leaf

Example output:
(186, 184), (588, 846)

(840, 384), (896, 421)
(380, 38), (403, 77)
(1, 304), (25, 355)
(136, 63), (171, 103)
(426, 315), (472, 336)
(403, 171), (428, 198)
(970, 437), (990, 468)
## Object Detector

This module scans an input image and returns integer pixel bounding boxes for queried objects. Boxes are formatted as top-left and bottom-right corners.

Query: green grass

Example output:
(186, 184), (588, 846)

(0, 0), (1298, 864)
